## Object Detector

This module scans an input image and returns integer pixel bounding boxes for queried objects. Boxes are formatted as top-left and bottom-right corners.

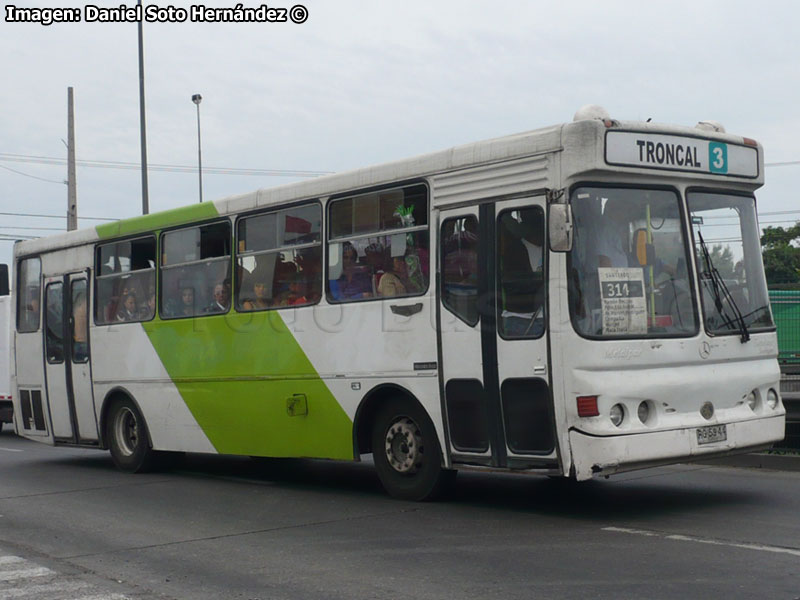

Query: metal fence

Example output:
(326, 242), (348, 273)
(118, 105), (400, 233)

(770, 290), (800, 448)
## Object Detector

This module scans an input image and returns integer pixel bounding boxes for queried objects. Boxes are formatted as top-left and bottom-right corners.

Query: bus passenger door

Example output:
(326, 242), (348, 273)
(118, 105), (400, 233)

(438, 197), (557, 470)
(438, 207), (491, 463)
(43, 272), (98, 443)
(493, 197), (556, 466)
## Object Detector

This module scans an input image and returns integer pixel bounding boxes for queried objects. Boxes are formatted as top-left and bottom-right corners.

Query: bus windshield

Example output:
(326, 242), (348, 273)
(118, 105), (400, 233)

(687, 191), (773, 335)
(568, 186), (697, 338)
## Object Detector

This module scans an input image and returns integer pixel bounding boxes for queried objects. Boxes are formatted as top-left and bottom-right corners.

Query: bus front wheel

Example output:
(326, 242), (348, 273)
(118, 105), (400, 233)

(371, 398), (452, 501)
(107, 397), (155, 473)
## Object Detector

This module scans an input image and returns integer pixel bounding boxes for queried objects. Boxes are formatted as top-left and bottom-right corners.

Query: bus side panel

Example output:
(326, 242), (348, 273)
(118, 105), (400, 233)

(13, 328), (50, 441)
(138, 309), (355, 459)
(91, 323), (217, 453)
(12, 255), (51, 441)
(134, 295), (441, 461)
(288, 300), (444, 453)
(546, 250), (574, 475)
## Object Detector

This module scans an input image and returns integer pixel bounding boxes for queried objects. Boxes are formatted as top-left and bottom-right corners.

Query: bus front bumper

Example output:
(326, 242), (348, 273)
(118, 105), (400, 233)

(568, 414), (786, 481)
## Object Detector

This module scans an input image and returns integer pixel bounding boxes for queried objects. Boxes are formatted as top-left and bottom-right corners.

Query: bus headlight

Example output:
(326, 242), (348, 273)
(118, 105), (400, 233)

(767, 389), (779, 410)
(610, 404), (625, 427)
(637, 401), (650, 424)
(746, 391), (757, 411)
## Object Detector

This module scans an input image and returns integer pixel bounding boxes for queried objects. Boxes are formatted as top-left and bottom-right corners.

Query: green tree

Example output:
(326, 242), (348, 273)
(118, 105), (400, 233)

(709, 244), (736, 279)
(761, 223), (800, 285)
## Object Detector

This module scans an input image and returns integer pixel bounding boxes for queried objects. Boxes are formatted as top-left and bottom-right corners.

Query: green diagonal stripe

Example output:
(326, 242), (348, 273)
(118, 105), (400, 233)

(142, 311), (354, 459)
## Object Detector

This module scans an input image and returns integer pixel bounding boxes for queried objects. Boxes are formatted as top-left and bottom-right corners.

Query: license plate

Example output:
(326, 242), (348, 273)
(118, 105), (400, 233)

(696, 424), (727, 445)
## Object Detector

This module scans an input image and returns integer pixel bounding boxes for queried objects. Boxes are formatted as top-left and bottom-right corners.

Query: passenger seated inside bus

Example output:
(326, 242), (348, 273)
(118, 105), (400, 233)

(277, 272), (310, 306)
(377, 255), (421, 297)
(116, 293), (138, 322)
(205, 282), (230, 313)
(140, 290), (156, 320)
(242, 280), (270, 311)
(172, 286), (196, 317)
(329, 242), (372, 300)
(137, 284), (155, 320)
(365, 242), (387, 290)
(272, 258), (297, 300)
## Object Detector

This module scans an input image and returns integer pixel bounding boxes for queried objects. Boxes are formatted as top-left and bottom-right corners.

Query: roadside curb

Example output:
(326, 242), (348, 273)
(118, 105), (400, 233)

(691, 452), (800, 472)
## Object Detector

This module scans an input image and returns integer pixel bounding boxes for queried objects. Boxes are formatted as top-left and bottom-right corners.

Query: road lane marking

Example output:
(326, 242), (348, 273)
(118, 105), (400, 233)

(0, 580), (91, 598)
(0, 554), (134, 599)
(69, 595), (131, 600)
(0, 566), (54, 581)
(603, 526), (800, 558)
(0, 447), (23, 452)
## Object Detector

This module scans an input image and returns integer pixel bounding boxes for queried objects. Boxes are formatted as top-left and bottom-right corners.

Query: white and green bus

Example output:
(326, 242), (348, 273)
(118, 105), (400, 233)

(11, 107), (785, 499)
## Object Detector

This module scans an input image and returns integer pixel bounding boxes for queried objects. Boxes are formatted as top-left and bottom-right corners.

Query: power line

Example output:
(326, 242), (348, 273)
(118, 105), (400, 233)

(0, 152), (333, 178)
(0, 211), (118, 221)
(759, 210), (800, 216)
(0, 226), (69, 231)
(0, 150), (796, 179)
(0, 163), (65, 185)
(765, 160), (800, 167)
(699, 219), (800, 227)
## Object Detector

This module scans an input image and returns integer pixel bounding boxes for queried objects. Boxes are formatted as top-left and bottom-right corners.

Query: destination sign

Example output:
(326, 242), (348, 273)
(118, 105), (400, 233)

(605, 131), (758, 178)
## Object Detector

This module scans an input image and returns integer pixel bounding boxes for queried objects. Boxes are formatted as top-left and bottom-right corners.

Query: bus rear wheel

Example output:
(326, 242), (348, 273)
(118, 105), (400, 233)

(371, 398), (452, 501)
(107, 397), (155, 473)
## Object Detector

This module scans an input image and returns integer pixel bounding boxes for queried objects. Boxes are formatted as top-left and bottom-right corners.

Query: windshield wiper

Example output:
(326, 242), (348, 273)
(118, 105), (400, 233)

(698, 231), (750, 343)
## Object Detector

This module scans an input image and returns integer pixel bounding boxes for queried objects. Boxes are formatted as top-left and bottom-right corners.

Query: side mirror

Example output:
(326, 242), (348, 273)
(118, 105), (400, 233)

(549, 205), (573, 252)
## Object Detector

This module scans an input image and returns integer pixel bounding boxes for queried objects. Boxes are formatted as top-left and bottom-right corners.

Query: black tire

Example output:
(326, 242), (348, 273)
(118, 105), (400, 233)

(371, 398), (453, 501)
(106, 397), (155, 473)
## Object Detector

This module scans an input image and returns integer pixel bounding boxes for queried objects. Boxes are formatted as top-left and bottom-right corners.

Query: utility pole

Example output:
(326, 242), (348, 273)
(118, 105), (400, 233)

(67, 87), (78, 231)
(138, 0), (149, 214)
(192, 94), (203, 203)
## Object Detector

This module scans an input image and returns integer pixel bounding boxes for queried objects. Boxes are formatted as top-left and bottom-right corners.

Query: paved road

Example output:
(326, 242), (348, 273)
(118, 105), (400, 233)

(1, 429), (799, 599)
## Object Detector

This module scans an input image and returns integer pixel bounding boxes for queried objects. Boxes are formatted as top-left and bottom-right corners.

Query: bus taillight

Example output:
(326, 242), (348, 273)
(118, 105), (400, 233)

(577, 396), (599, 417)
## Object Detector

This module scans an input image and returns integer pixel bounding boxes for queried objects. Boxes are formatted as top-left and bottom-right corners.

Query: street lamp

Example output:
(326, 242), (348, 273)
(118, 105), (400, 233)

(192, 93), (203, 203)
(138, 0), (149, 214)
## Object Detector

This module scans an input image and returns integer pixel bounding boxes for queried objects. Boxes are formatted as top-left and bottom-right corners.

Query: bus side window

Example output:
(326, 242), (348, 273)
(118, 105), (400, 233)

(327, 184), (429, 303)
(71, 280), (89, 363)
(161, 222), (231, 318)
(17, 257), (42, 333)
(45, 282), (64, 363)
(497, 207), (545, 339)
(235, 203), (322, 311)
(95, 237), (156, 325)
(441, 215), (479, 326)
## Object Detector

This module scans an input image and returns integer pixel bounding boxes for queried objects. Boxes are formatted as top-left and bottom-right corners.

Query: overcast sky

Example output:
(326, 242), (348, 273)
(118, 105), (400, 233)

(1, 0), (798, 274)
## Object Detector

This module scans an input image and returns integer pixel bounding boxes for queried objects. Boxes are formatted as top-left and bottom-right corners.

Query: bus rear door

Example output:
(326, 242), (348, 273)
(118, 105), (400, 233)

(43, 272), (98, 444)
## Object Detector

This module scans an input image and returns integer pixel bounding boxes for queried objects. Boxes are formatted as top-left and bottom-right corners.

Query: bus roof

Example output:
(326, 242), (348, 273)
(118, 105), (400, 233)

(13, 117), (762, 257)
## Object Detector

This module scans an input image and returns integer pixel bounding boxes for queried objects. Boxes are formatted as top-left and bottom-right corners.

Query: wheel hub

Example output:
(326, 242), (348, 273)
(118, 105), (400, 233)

(384, 417), (424, 474)
(115, 407), (139, 457)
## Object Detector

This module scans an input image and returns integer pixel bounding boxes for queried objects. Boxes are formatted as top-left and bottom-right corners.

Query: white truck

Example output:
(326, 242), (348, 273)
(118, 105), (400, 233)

(0, 265), (12, 432)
